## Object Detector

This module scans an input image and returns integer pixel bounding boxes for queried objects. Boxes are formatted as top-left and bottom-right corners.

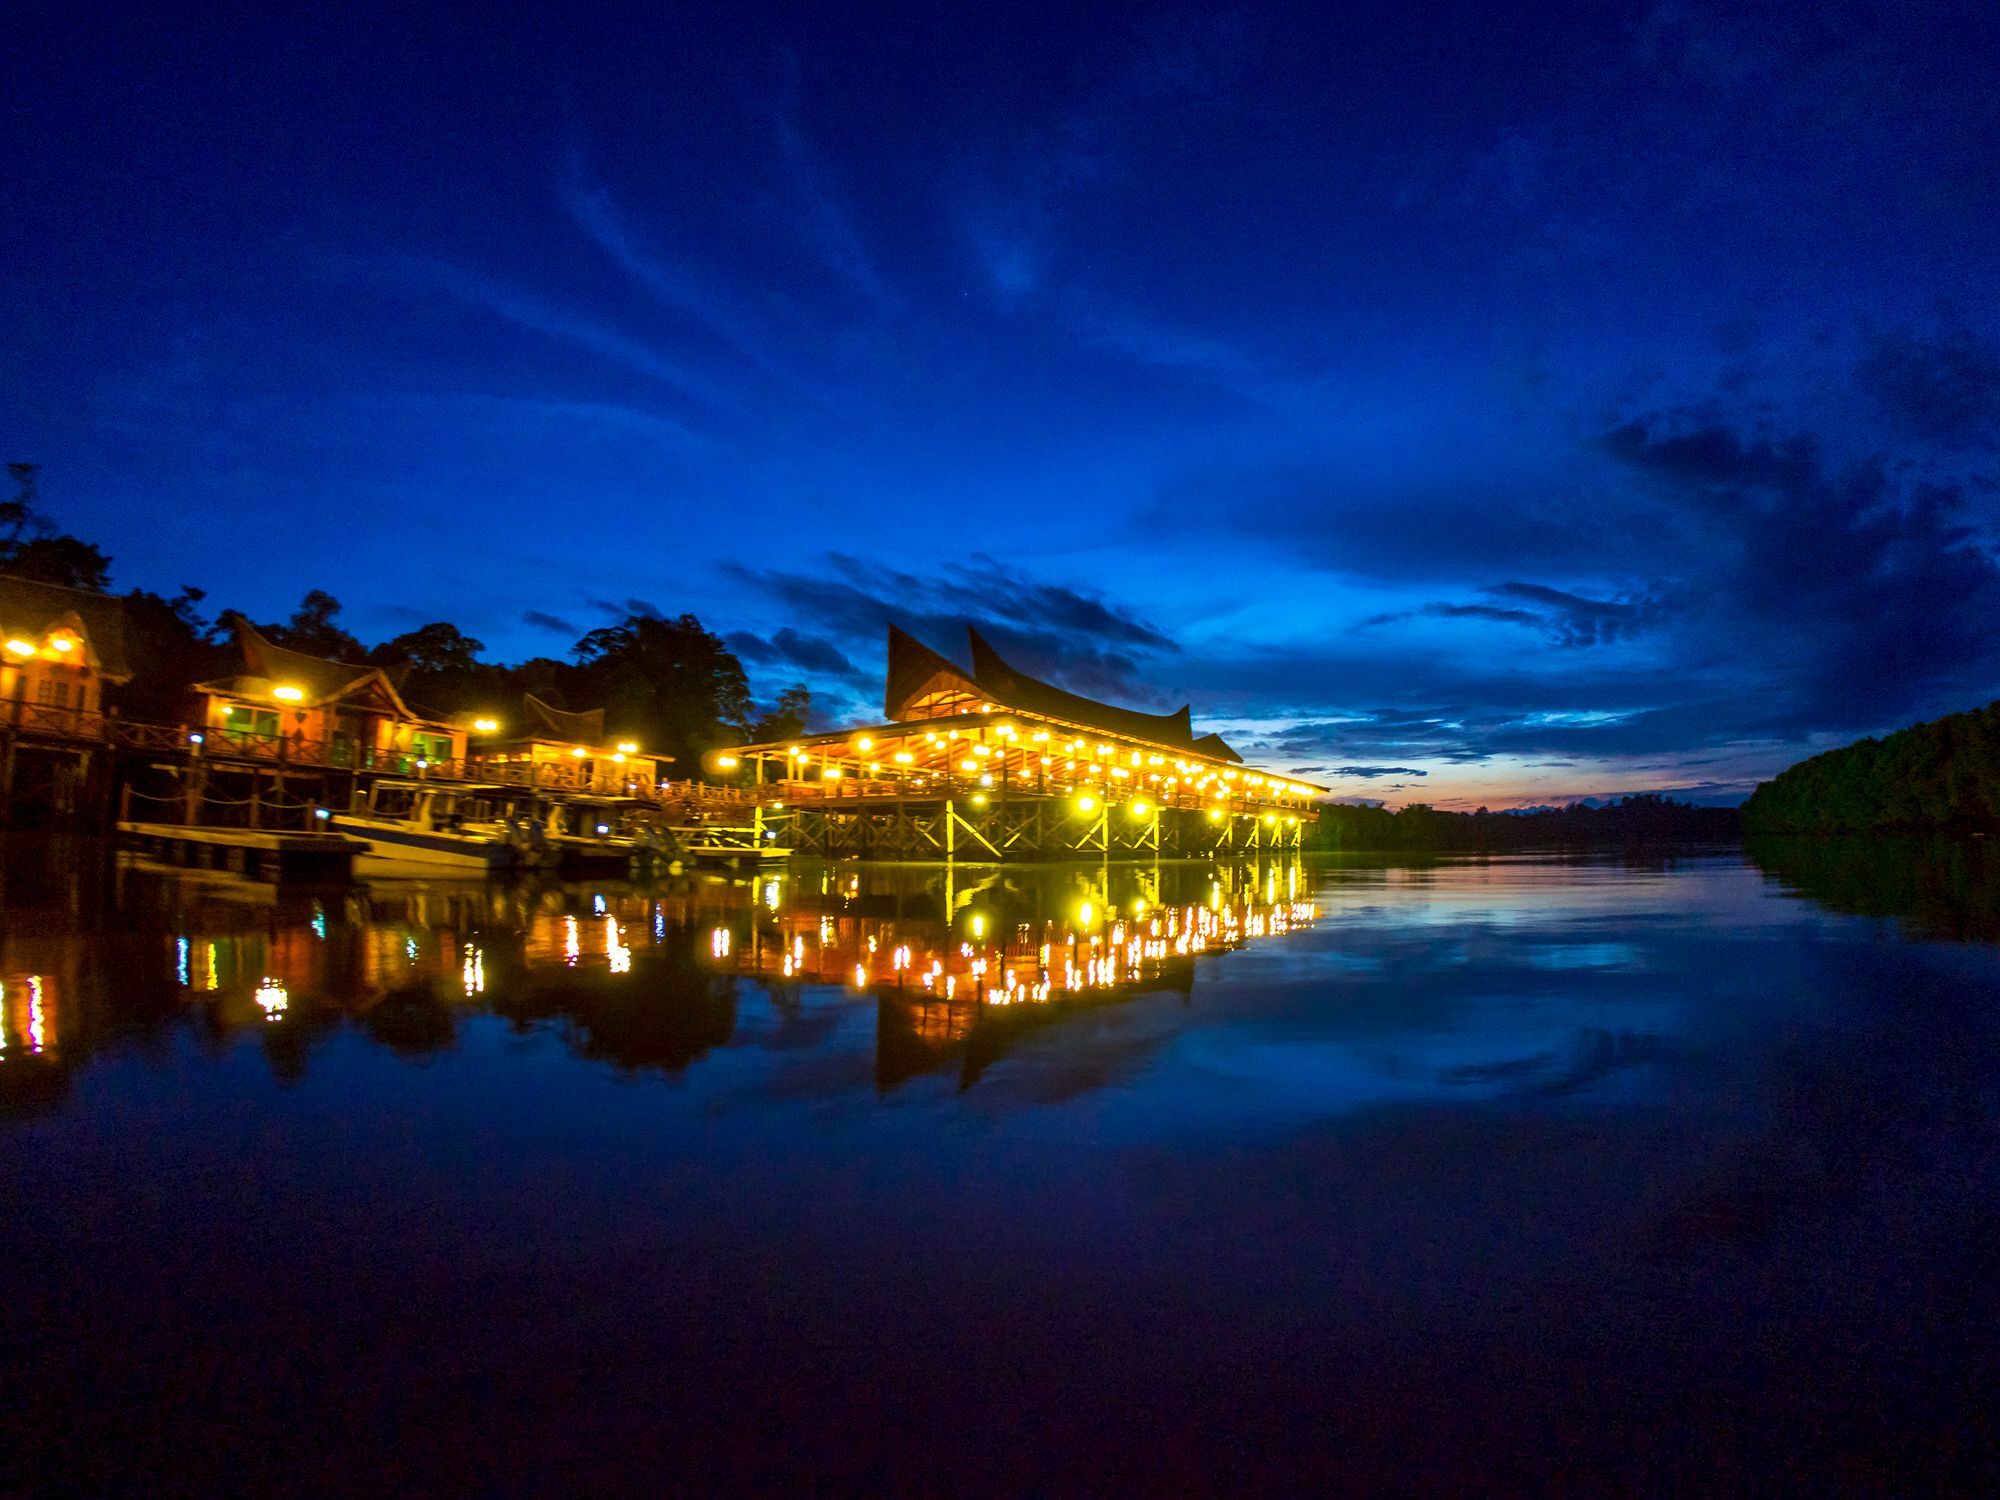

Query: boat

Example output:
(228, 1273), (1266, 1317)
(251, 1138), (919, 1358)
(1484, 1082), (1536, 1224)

(539, 794), (688, 874)
(332, 780), (555, 872)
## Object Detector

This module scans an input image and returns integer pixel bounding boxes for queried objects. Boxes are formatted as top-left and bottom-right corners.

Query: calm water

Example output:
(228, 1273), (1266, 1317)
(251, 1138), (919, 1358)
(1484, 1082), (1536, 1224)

(2, 838), (1997, 1495)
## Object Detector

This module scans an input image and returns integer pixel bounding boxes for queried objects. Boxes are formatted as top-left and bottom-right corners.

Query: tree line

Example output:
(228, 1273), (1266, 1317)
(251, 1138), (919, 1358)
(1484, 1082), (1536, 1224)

(1307, 794), (1740, 851)
(2, 467), (811, 774)
(1741, 699), (2000, 835)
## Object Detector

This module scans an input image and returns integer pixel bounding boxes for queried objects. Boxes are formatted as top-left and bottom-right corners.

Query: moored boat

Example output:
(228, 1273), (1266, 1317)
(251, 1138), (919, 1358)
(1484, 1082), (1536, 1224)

(332, 780), (554, 872)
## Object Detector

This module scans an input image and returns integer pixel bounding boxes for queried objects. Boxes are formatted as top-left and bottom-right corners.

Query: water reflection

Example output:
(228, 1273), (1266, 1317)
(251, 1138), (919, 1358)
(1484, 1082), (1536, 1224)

(1748, 834), (2000, 940)
(0, 843), (1316, 1105)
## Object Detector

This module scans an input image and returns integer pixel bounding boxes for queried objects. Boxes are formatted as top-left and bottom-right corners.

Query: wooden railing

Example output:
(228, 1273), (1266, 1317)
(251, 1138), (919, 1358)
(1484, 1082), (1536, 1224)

(748, 773), (1316, 819)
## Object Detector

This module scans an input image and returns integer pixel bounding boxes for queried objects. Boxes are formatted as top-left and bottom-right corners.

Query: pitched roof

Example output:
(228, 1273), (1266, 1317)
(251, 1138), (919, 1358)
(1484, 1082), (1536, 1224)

(1190, 732), (1243, 765)
(524, 694), (605, 744)
(198, 613), (412, 714)
(883, 623), (1238, 761)
(0, 574), (134, 681)
(966, 627), (1202, 750)
(883, 624), (983, 720)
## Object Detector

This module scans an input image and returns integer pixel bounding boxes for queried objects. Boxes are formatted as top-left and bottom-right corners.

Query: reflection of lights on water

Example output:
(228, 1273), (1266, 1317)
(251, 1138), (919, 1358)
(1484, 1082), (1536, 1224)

(312, 903), (327, 941)
(710, 928), (732, 959)
(404, 936), (419, 963)
(606, 917), (631, 974)
(756, 892), (1317, 1012)
(205, 942), (220, 992)
(254, 977), (288, 1021)
(564, 916), (580, 967)
(176, 937), (190, 987)
(763, 881), (780, 912)
(592, 894), (606, 917)
(462, 944), (485, 996)
(653, 909), (665, 941)
(26, 976), (47, 1052)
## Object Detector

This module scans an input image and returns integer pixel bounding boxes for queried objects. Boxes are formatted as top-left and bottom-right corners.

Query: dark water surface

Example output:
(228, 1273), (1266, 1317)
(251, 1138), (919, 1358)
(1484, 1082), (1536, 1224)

(2, 838), (1997, 1495)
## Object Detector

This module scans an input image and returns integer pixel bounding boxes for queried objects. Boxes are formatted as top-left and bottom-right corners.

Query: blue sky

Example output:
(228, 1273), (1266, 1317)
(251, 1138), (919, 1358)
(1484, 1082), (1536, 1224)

(8, 0), (1999, 806)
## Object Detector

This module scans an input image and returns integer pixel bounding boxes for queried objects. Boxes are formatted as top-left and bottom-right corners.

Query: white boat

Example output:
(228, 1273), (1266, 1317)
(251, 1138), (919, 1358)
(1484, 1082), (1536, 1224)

(333, 781), (554, 872)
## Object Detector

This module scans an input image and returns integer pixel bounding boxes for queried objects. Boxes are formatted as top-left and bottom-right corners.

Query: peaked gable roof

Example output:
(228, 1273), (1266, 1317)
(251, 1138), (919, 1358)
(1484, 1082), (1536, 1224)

(201, 613), (413, 715)
(881, 622), (1237, 761)
(965, 627), (1202, 750)
(524, 694), (606, 745)
(0, 574), (133, 681)
(884, 624), (984, 720)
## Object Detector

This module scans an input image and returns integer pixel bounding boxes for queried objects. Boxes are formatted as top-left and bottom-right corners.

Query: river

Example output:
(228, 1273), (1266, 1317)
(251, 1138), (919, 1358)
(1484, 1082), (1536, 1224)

(2, 838), (1996, 1494)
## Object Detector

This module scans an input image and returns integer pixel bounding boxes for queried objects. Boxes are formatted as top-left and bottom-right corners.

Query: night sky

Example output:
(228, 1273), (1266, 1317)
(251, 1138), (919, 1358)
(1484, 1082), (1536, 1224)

(9, 0), (1999, 807)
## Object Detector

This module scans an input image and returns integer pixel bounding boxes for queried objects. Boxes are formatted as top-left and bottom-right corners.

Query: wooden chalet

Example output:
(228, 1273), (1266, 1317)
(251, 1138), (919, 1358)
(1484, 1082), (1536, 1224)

(708, 625), (1324, 859)
(0, 575), (132, 736)
(465, 694), (669, 793)
(194, 615), (465, 772)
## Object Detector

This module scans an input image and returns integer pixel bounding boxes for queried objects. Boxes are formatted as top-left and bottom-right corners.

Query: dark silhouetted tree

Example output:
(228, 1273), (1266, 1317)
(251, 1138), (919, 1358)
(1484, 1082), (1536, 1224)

(570, 612), (751, 771)
(263, 589), (365, 661)
(747, 684), (812, 742)
(116, 586), (228, 721)
(1, 464), (112, 591)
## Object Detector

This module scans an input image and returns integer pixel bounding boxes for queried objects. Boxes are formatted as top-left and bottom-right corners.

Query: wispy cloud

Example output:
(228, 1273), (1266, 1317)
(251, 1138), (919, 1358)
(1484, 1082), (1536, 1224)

(955, 12), (1253, 308)
(1082, 308), (1344, 410)
(361, 388), (709, 450)
(558, 161), (838, 408)
(771, 60), (899, 310)
(381, 254), (733, 414)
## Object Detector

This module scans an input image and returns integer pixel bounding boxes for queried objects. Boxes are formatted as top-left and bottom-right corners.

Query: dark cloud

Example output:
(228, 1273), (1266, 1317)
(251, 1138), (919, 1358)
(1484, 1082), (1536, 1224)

(1329, 765), (1430, 779)
(1152, 466), (1649, 584)
(522, 610), (576, 635)
(1856, 323), (2000, 449)
(721, 552), (1177, 702)
(1364, 585), (1678, 648)
(724, 627), (864, 679)
(1483, 582), (1679, 648)
(1602, 413), (2000, 735)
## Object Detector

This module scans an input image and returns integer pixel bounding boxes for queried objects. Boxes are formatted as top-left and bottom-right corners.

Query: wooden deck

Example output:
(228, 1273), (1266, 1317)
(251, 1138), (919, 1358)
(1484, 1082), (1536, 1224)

(117, 821), (367, 882)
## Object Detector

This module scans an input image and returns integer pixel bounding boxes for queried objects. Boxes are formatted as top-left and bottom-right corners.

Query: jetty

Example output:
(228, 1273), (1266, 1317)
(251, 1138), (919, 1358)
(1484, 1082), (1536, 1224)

(117, 821), (366, 882)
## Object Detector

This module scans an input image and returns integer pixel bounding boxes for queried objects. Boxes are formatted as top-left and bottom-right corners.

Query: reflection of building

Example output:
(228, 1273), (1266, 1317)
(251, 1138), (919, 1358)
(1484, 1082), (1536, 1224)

(705, 858), (1317, 1088)
(711, 626), (1323, 860)
(7, 856), (1315, 1093)
(196, 614), (466, 772)
(0, 973), (56, 1058)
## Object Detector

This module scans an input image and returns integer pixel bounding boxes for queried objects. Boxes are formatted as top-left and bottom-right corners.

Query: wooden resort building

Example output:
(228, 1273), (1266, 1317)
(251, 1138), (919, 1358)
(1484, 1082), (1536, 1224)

(709, 625), (1324, 860)
(194, 615), (466, 773)
(0, 576), (133, 821)
(465, 695), (669, 794)
(0, 576), (131, 730)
